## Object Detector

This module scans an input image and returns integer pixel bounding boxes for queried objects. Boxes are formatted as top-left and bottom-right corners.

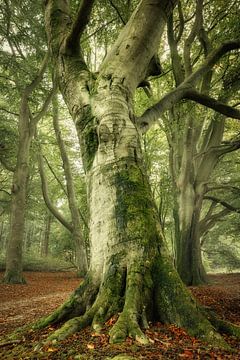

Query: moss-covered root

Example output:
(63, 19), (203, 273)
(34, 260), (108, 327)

(154, 256), (230, 349)
(34, 276), (98, 330)
(43, 264), (126, 343)
(109, 263), (151, 345)
(47, 309), (95, 342)
(205, 309), (240, 338)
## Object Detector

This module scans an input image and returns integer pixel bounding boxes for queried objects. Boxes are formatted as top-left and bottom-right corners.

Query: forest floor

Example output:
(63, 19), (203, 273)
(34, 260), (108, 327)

(0, 271), (239, 359)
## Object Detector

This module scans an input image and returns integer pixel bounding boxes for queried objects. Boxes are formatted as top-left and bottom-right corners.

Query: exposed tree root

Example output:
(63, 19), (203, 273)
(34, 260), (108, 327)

(34, 275), (99, 329)
(204, 309), (240, 337)
(31, 255), (239, 350)
(154, 255), (231, 349)
(109, 261), (151, 344)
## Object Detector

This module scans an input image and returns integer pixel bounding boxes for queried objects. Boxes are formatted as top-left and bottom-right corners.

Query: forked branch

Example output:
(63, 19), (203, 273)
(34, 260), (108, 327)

(138, 39), (240, 131)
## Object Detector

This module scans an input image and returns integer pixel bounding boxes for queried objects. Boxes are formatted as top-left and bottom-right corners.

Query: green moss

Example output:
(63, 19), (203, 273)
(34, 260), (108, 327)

(153, 256), (228, 348)
(76, 105), (98, 172)
(114, 162), (160, 250)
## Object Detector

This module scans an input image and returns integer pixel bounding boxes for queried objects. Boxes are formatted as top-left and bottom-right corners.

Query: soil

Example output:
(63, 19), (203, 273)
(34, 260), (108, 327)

(0, 272), (80, 336)
(0, 271), (239, 359)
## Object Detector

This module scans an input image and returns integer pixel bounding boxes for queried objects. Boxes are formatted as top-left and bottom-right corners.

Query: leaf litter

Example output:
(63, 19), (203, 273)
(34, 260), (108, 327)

(0, 271), (239, 359)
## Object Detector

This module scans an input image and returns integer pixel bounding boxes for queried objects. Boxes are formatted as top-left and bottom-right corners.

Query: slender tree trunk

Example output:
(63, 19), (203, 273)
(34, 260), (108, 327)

(175, 188), (207, 285)
(0, 221), (4, 251)
(2, 54), (51, 284)
(25, 221), (35, 253)
(3, 103), (32, 284)
(168, 107), (226, 285)
(41, 213), (52, 257)
(52, 95), (88, 275)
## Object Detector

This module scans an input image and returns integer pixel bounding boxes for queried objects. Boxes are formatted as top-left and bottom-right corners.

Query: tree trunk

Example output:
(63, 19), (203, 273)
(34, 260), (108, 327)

(167, 105), (226, 285)
(41, 213), (52, 257)
(37, 0), (240, 348)
(35, 84), (228, 347)
(3, 104), (32, 284)
(2, 54), (50, 284)
(174, 187), (207, 285)
(52, 95), (88, 275)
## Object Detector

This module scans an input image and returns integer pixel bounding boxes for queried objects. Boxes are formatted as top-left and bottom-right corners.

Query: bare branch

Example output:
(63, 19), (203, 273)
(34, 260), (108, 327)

(204, 195), (240, 213)
(0, 107), (19, 117)
(176, 0), (184, 43)
(0, 189), (11, 196)
(43, 155), (68, 196)
(32, 87), (56, 125)
(167, 12), (184, 85)
(200, 208), (229, 244)
(25, 53), (49, 96)
(81, 18), (117, 44)
(37, 150), (73, 233)
(185, 89), (240, 119)
(109, 0), (126, 25)
(183, 0), (203, 76)
(138, 39), (240, 131)
(66, 0), (95, 51)
(206, 185), (240, 193)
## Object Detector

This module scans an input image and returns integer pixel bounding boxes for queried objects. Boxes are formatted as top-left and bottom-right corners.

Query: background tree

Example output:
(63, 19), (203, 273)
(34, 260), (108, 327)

(142, 0), (240, 285)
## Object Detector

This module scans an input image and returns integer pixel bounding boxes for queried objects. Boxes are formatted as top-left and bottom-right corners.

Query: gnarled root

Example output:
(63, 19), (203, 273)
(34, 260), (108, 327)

(109, 261), (152, 344)
(32, 254), (237, 350)
(153, 255), (230, 349)
(34, 275), (99, 330)
(203, 308), (240, 338)
(35, 256), (153, 344)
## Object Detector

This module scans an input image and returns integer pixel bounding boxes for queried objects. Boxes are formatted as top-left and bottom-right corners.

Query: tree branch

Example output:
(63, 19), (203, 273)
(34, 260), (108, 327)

(0, 158), (15, 172)
(66, 0), (95, 51)
(43, 155), (68, 196)
(204, 195), (240, 213)
(0, 189), (11, 196)
(183, 0), (203, 76)
(138, 39), (240, 131)
(176, 0), (184, 43)
(206, 185), (240, 194)
(109, 0), (126, 25)
(200, 208), (230, 244)
(167, 12), (184, 85)
(32, 87), (56, 124)
(37, 150), (73, 233)
(185, 89), (240, 119)
(25, 52), (49, 97)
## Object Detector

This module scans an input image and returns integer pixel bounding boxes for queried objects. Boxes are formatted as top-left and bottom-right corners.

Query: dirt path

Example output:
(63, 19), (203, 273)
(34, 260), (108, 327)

(0, 271), (80, 336)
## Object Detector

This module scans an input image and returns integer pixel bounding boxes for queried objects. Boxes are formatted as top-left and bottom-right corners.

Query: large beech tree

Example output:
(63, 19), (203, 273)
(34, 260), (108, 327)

(36, 0), (240, 346)
(163, 0), (240, 285)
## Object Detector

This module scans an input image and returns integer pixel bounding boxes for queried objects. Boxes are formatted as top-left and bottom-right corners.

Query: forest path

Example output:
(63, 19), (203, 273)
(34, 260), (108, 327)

(0, 271), (80, 336)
